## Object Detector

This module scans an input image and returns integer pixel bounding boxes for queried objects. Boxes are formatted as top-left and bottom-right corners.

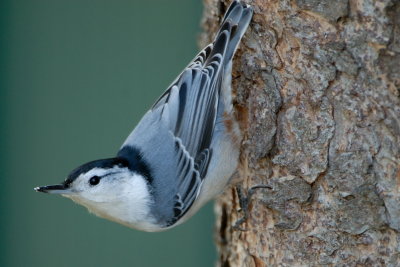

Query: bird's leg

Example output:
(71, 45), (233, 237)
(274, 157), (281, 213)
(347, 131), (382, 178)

(232, 185), (248, 231)
(232, 74), (241, 80)
(233, 184), (272, 231)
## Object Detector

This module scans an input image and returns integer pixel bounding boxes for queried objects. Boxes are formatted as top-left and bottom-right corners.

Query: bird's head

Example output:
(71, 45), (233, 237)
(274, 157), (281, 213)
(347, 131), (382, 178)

(35, 157), (156, 229)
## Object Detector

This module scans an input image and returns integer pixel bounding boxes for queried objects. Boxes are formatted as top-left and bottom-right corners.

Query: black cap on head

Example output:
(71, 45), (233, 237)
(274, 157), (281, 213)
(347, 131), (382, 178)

(34, 158), (129, 194)
(64, 157), (129, 186)
(34, 146), (153, 194)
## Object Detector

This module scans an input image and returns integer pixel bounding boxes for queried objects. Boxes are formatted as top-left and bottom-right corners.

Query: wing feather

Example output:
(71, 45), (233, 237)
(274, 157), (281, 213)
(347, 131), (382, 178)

(152, 21), (234, 226)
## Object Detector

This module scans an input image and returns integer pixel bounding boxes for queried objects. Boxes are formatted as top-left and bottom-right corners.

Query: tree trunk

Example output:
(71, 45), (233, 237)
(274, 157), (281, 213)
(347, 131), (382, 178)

(200, 0), (400, 266)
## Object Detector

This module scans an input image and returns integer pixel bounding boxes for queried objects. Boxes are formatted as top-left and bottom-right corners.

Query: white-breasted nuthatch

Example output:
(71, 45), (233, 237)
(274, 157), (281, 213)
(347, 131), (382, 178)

(35, 0), (253, 232)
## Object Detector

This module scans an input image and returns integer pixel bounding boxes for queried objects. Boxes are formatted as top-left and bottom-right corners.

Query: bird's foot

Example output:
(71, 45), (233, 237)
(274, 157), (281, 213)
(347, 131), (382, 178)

(232, 184), (272, 231)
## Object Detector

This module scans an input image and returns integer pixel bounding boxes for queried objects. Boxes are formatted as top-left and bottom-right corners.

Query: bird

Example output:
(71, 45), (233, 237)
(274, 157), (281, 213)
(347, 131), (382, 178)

(35, 0), (253, 232)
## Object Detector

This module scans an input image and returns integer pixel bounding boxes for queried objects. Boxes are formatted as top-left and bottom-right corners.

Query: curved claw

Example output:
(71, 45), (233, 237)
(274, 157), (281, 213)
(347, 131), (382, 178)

(232, 184), (272, 231)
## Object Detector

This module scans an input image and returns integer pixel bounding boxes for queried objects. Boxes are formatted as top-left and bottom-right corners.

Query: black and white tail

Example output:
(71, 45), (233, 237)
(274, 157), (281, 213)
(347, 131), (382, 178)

(210, 0), (253, 64)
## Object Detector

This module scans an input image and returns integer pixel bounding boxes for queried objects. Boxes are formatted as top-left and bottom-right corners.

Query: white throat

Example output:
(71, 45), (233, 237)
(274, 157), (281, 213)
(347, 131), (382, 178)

(64, 171), (159, 231)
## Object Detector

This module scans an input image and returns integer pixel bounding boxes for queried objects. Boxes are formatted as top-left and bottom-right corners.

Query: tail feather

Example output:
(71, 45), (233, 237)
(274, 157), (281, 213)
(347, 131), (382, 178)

(225, 6), (252, 61)
(217, 0), (253, 61)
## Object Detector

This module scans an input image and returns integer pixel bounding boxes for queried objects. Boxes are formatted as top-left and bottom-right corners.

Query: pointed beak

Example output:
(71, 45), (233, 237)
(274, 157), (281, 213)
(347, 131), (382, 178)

(34, 183), (72, 194)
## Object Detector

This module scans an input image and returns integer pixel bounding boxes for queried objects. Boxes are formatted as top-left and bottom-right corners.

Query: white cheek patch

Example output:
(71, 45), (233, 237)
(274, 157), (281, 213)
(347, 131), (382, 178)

(65, 171), (156, 229)
(72, 166), (129, 191)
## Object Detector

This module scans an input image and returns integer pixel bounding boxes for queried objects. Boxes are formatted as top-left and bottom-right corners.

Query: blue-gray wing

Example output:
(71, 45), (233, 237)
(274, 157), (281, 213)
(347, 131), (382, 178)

(152, 26), (232, 226)
(152, 1), (252, 226)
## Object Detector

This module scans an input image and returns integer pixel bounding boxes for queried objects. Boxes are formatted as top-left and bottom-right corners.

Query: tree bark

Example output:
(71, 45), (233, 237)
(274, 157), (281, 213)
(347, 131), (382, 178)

(200, 0), (400, 266)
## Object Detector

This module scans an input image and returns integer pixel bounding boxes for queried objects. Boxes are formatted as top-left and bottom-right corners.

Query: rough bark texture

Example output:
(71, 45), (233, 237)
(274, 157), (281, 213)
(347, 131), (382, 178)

(200, 0), (400, 266)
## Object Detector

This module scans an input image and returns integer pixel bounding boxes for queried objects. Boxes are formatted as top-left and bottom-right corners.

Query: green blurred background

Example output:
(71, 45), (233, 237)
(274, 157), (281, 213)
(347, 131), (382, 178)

(1, 1), (218, 266)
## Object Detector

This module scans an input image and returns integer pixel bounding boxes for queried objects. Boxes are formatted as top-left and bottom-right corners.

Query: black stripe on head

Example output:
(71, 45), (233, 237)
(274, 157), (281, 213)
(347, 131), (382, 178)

(65, 157), (129, 186)
(117, 146), (153, 184)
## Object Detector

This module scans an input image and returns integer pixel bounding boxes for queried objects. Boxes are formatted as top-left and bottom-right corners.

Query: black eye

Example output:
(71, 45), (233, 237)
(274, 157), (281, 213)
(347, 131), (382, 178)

(89, 176), (100, 186)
